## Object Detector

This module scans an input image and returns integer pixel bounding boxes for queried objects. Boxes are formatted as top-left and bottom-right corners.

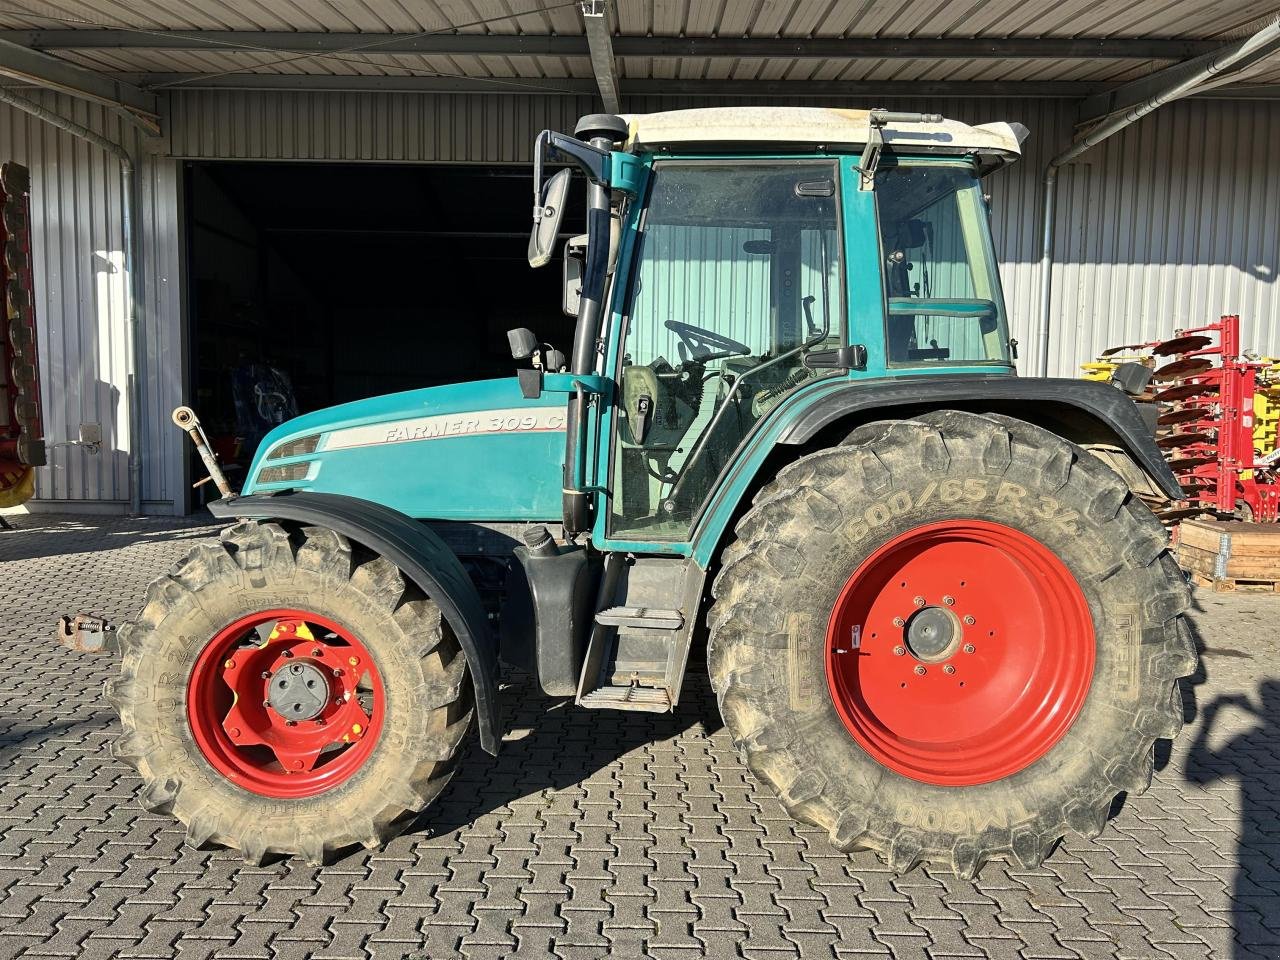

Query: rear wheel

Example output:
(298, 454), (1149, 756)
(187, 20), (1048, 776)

(107, 521), (474, 864)
(708, 410), (1197, 876)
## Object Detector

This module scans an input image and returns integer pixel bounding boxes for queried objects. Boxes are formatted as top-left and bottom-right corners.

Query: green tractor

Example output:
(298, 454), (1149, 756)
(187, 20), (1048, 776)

(108, 107), (1196, 876)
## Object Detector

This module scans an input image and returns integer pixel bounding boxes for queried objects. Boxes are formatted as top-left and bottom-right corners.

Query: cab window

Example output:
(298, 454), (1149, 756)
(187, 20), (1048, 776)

(876, 163), (1011, 366)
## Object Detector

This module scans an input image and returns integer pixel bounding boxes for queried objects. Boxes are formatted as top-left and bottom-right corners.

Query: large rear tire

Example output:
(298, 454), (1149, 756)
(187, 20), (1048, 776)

(707, 410), (1197, 876)
(107, 520), (474, 864)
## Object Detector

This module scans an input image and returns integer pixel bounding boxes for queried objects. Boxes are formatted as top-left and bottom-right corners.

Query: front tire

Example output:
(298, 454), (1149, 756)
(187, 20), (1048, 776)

(707, 410), (1197, 877)
(107, 521), (474, 864)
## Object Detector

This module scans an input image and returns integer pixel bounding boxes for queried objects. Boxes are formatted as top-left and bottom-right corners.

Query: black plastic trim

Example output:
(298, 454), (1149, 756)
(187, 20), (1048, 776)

(208, 491), (503, 755)
(777, 375), (1183, 500)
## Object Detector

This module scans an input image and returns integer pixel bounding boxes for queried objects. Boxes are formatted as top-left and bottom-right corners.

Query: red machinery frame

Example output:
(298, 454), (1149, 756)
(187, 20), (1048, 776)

(1155, 315), (1279, 523)
(0, 162), (45, 486)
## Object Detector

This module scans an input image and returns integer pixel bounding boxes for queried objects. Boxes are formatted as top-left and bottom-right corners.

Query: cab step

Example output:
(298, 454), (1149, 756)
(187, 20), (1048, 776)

(575, 556), (705, 712)
(578, 686), (672, 712)
(594, 606), (684, 630)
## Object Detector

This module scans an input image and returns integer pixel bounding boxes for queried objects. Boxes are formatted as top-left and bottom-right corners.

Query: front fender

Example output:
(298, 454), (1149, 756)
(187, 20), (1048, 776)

(208, 491), (502, 755)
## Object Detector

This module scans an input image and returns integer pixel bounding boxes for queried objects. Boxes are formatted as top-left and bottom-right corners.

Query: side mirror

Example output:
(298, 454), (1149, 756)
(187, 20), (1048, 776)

(507, 327), (540, 360)
(562, 235), (586, 317)
(528, 167), (572, 268)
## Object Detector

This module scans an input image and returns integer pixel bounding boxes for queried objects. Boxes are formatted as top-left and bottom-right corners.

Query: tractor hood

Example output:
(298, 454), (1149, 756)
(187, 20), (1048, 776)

(240, 377), (567, 521)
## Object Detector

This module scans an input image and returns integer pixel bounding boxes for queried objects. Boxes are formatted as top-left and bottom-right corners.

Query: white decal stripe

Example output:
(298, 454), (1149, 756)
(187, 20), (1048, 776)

(321, 406), (567, 452)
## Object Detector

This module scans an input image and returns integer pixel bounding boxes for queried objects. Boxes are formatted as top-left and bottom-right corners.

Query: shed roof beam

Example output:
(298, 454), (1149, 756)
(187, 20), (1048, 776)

(0, 37), (157, 131)
(0, 30), (1220, 61)
(1079, 21), (1280, 122)
(87, 73), (1280, 100)
(580, 1), (619, 112)
(104, 73), (1133, 97)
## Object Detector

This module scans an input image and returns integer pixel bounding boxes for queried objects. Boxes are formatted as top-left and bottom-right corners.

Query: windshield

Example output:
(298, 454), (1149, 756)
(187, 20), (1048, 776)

(608, 160), (844, 541)
(875, 163), (1011, 366)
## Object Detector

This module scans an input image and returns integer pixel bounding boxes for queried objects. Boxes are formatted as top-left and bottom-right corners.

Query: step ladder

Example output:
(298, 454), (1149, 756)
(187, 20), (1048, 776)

(575, 555), (704, 712)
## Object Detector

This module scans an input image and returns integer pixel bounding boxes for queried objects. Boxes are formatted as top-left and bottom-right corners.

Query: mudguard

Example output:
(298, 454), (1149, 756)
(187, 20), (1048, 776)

(208, 491), (502, 754)
(777, 375), (1183, 500)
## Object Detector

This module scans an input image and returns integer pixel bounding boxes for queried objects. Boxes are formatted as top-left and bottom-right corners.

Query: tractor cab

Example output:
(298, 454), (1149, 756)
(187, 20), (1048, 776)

(523, 107), (1027, 549)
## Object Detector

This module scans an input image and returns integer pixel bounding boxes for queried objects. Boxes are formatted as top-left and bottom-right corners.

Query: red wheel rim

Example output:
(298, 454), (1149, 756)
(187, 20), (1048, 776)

(825, 520), (1095, 786)
(187, 609), (384, 799)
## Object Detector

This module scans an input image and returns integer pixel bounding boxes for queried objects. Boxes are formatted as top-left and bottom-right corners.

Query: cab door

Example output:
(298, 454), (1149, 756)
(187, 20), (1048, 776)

(595, 158), (849, 551)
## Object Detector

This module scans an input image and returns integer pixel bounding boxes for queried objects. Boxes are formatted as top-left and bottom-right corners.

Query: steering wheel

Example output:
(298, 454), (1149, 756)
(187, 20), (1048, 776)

(665, 319), (752, 363)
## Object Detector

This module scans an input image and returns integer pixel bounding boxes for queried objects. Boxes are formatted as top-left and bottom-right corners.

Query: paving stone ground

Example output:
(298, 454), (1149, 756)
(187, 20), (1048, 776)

(0, 512), (1276, 960)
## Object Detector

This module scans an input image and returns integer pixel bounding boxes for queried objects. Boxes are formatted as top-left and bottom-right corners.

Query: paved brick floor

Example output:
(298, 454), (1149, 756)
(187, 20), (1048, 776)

(0, 512), (1277, 960)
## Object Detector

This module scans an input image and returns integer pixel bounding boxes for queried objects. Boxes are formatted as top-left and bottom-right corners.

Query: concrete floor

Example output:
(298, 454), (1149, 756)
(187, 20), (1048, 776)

(0, 513), (1276, 959)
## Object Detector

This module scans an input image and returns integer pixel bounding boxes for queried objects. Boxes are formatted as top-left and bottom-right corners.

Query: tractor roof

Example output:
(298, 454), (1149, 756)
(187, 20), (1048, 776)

(621, 106), (1024, 171)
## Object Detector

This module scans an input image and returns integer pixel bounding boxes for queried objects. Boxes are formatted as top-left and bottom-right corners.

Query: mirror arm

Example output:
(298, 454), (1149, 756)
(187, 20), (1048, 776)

(542, 131), (610, 185)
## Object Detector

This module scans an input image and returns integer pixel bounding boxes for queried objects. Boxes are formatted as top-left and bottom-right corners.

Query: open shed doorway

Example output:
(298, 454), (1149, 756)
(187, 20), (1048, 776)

(183, 160), (579, 509)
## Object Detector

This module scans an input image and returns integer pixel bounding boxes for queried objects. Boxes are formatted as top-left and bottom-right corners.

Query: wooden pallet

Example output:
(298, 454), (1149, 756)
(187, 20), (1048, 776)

(1177, 519), (1280, 593)
(1187, 569), (1280, 594)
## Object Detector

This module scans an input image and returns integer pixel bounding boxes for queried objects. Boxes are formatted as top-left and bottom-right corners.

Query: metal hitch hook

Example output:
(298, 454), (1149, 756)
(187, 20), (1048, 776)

(172, 405), (235, 500)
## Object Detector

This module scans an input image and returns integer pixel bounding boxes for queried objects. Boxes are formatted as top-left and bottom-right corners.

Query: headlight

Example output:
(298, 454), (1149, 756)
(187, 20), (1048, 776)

(266, 434), (320, 460)
(257, 462), (310, 484)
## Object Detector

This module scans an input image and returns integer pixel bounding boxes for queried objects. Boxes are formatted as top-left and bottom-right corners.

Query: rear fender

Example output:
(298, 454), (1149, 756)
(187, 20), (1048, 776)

(209, 491), (502, 754)
(689, 375), (1181, 568)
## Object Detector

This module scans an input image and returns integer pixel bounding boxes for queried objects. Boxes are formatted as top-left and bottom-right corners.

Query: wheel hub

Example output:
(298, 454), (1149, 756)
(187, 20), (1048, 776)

(268, 660), (330, 721)
(904, 606), (961, 662)
(825, 520), (1095, 786)
(186, 609), (383, 799)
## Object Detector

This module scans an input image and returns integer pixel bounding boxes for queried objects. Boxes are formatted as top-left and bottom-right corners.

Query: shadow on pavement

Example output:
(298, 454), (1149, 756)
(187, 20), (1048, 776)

(1187, 673), (1280, 960)
(405, 666), (724, 842)
(0, 513), (221, 563)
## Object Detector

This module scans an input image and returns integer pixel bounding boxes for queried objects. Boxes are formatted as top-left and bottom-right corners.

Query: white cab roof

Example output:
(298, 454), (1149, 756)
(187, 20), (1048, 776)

(621, 106), (1024, 168)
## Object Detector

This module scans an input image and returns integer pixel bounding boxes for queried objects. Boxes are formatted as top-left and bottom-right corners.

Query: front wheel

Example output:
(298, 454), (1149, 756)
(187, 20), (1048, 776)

(107, 521), (474, 864)
(707, 410), (1197, 877)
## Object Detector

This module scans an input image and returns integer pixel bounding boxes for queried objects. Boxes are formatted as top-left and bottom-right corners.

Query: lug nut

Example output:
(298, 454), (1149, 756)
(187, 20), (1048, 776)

(913, 596), (926, 608)
(282, 649), (294, 658)
(963, 643), (976, 654)
(892, 617), (905, 628)
(914, 665), (926, 676)
(229, 727), (241, 738)
(352, 723), (363, 735)
(261, 670), (272, 680)
(892, 645), (906, 656)
(348, 656), (359, 667)
(943, 595), (955, 606)
(312, 648), (323, 657)
(943, 664), (956, 675)
(223, 658), (235, 670)
(286, 720), (297, 727)
(332, 668), (343, 677)
(963, 616), (975, 626)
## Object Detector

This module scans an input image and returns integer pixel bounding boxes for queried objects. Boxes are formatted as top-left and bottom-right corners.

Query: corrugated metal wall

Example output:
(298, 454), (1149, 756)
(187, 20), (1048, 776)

(5, 88), (1279, 511)
(162, 90), (599, 163)
(0, 91), (183, 511)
